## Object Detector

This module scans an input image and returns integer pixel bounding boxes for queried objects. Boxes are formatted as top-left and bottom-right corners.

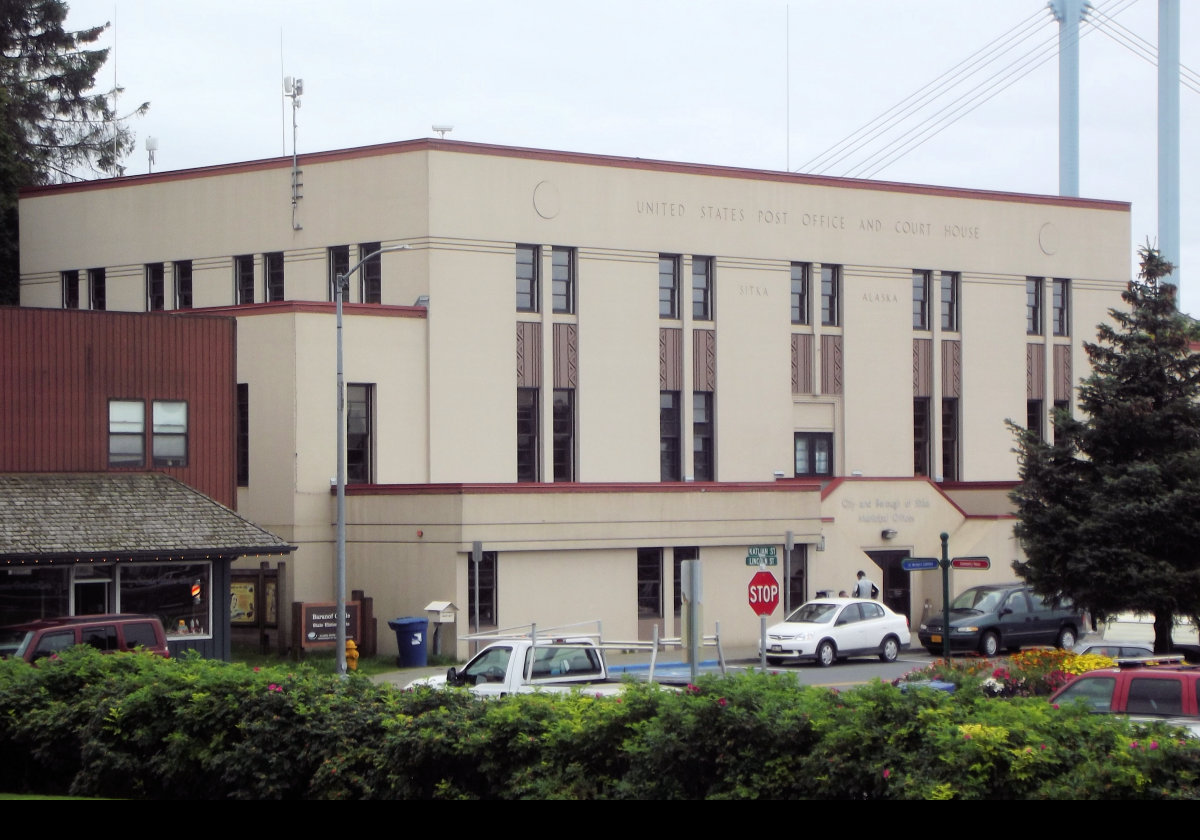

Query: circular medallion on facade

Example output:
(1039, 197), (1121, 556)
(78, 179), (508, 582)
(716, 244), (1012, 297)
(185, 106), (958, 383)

(1038, 222), (1058, 256)
(533, 180), (560, 219)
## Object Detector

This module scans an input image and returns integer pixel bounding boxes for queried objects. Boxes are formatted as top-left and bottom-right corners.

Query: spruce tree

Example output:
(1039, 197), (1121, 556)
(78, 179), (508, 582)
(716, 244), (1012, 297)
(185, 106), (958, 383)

(1011, 246), (1200, 652)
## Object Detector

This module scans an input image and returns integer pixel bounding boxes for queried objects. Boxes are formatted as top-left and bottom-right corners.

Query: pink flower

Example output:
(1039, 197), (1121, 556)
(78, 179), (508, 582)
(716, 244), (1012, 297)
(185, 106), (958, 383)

(1052, 704), (1059, 709)
(1039, 743), (1047, 750)
(1149, 741), (1159, 750)
(686, 683), (700, 694)
(253, 667), (260, 672)
(717, 697), (728, 707)
(964, 734), (972, 740)
(1131, 740), (1139, 749)
(268, 683), (283, 693)
(883, 769), (891, 779)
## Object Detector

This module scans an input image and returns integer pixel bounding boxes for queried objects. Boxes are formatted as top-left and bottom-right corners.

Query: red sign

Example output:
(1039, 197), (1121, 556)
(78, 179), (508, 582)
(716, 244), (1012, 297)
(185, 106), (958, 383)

(951, 556), (991, 570)
(748, 570), (780, 616)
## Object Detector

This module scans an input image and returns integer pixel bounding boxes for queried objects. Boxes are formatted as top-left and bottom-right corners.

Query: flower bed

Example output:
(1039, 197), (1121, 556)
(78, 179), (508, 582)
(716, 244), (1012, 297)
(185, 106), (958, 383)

(896, 648), (1116, 698)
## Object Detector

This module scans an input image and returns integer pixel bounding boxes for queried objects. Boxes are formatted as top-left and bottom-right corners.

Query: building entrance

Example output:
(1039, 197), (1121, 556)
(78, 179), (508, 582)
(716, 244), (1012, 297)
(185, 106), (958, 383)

(865, 550), (912, 621)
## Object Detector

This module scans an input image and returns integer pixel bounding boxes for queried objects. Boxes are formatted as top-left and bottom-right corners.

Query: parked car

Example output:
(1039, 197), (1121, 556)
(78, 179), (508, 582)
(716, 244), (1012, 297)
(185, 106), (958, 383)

(0, 614), (170, 663)
(918, 583), (1085, 657)
(1049, 658), (1200, 735)
(762, 597), (910, 666)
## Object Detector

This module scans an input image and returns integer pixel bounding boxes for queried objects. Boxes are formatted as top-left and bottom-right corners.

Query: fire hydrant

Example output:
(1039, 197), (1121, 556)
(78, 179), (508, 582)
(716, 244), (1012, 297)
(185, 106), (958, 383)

(345, 639), (360, 671)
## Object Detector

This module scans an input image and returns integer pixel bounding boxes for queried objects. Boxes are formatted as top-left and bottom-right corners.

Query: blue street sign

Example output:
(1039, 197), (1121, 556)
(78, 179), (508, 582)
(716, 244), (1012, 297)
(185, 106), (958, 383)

(901, 557), (940, 571)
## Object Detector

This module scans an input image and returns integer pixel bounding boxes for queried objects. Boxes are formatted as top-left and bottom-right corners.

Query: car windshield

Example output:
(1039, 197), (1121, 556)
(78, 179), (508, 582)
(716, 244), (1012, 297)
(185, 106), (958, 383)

(784, 603), (838, 624)
(0, 629), (31, 658)
(950, 588), (1007, 614)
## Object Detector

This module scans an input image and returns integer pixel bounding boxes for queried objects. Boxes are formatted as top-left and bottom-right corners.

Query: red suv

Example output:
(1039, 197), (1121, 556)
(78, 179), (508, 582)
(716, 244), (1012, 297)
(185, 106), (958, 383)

(1050, 659), (1200, 725)
(0, 614), (170, 662)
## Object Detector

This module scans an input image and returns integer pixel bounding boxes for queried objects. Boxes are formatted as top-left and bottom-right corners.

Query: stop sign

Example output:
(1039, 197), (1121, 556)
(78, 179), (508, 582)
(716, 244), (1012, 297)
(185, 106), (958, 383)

(748, 570), (780, 616)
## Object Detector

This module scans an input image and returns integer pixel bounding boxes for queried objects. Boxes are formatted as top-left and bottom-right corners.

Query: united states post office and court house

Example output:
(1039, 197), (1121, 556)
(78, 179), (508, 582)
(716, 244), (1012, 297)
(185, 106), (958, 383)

(18, 139), (1130, 655)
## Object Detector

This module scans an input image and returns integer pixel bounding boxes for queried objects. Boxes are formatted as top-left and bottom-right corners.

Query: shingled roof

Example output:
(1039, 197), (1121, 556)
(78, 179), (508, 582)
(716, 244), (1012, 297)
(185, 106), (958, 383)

(0, 473), (293, 561)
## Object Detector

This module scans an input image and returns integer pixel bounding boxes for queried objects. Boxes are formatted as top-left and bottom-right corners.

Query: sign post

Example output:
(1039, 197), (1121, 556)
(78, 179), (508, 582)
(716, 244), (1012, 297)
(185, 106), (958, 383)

(748, 568), (780, 669)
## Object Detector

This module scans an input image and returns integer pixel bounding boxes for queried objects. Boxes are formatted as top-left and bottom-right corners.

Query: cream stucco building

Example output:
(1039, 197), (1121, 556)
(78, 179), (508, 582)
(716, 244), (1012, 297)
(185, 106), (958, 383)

(17, 138), (1130, 655)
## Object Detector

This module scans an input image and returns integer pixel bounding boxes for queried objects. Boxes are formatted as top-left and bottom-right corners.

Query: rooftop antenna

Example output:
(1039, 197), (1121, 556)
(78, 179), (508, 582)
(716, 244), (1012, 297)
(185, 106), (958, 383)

(432, 124), (454, 139)
(146, 136), (158, 173)
(284, 76), (303, 230)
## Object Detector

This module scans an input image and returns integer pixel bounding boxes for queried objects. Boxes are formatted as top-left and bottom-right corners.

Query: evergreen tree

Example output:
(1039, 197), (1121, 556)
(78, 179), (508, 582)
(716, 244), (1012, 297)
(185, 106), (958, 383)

(1011, 246), (1200, 652)
(0, 0), (147, 304)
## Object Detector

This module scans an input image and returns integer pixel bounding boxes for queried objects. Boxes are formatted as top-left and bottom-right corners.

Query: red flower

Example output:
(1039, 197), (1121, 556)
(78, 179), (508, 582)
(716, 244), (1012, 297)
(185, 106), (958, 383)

(883, 768), (891, 779)
(717, 697), (728, 707)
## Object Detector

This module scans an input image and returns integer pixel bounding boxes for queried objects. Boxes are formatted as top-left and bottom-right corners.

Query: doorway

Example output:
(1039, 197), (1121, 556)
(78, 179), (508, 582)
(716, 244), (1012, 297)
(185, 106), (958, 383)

(865, 550), (911, 621)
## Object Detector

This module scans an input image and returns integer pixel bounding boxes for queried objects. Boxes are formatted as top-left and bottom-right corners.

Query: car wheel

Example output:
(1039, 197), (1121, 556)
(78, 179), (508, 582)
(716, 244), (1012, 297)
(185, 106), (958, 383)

(979, 632), (1000, 657)
(879, 636), (900, 662)
(1056, 627), (1077, 649)
(766, 656), (783, 666)
(816, 640), (836, 667)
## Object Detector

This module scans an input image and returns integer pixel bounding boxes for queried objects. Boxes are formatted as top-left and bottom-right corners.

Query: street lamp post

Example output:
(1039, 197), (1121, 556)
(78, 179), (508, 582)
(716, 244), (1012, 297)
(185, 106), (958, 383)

(335, 243), (410, 676)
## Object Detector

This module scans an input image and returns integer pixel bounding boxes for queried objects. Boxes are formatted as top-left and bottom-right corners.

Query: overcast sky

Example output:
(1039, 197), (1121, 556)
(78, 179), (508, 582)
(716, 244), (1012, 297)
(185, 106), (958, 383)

(64, 0), (1199, 315)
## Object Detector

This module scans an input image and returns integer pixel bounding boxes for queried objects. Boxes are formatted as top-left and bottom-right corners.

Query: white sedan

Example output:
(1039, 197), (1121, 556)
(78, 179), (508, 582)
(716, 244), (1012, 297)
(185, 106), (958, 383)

(761, 597), (911, 666)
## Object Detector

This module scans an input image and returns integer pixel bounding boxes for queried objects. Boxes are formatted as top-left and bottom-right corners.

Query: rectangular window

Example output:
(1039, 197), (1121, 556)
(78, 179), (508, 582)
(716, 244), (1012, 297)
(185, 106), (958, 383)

(468, 550), (498, 629)
(1026, 399), (1044, 442)
(552, 388), (574, 482)
(359, 242), (382, 304)
(517, 387), (539, 482)
(659, 255), (679, 319)
(794, 432), (833, 477)
(913, 398), (931, 477)
(516, 244), (539, 312)
(328, 245), (350, 302)
(175, 261), (193, 309)
(236, 384), (249, 487)
(942, 397), (960, 481)
(346, 383), (373, 484)
(108, 400), (145, 467)
(940, 271), (959, 331)
(637, 547), (663, 619)
(821, 264), (840, 326)
(235, 255), (254, 305)
(673, 546), (698, 616)
(912, 269), (931, 330)
(692, 256), (713, 320)
(693, 391), (714, 481)
(1026, 277), (1042, 335)
(152, 400), (188, 467)
(265, 252), (285, 302)
(790, 262), (810, 325)
(119, 561), (212, 639)
(1053, 399), (1071, 446)
(659, 391), (681, 481)
(62, 270), (79, 309)
(146, 263), (165, 311)
(1052, 278), (1069, 336)
(551, 246), (574, 314)
(89, 268), (106, 311)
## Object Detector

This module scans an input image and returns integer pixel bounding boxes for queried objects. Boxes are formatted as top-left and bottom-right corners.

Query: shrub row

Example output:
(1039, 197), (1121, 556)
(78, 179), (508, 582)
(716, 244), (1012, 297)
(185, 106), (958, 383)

(1, 647), (1196, 799)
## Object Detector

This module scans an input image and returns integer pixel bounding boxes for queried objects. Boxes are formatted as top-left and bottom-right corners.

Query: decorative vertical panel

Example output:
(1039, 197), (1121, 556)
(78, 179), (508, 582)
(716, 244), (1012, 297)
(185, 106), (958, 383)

(913, 338), (932, 397)
(553, 323), (577, 388)
(1053, 345), (1072, 401)
(692, 328), (716, 391)
(792, 334), (814, 394)
(660, 327), (682, 390)
(820, 334), (843, 395)
(941, 339), (961, 398)
(516, 321), (542, 387)
(1027, 343), (1045, 399)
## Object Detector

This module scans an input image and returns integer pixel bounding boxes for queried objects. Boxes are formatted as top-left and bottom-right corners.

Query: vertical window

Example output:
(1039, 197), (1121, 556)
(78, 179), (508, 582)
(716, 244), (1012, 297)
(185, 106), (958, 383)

(913, 398), (931, 477)
(820, 264), (840, 326)
(940, 271), (959, 331)
(468, 551), (498, 629)
(235, 255), (254, 305)
(552, 388), (574, 482)
(552, 247), (574, 314)
(237, 384), (249, 487)
(794, 432), (833, 477)
(328, 246), (350, 302)
(659, 391), (681, 481)
(790, 262), (810, 325)
(693, 391), (714, 480)
(89, 268), (106, 311)
(673, 546), (698, 616)
(692, 256), (713, 320)
(1026, 277), (1042, 335)
(912, 269), (930, 330)
(1052, 278), (1070, 336)
(1053, 399), (1071, 446)
(517, 387), (539, 482)
(516, 244), (539, 312)
(637, 547), (663, 619)
(146, 263), (165, 311)
(346, 383), (373, 484)
(62, 270), (80, 309)
(108, 400), (145, 466)
(942, 398), (959, 481)
(359, 242), (381, 304)
(175, 260), (193, 309)
(659, 255), (679, 319)
(152, 401), (188, 467)
(1026, 399), (1044, 443)
(265, 252), (285, 302)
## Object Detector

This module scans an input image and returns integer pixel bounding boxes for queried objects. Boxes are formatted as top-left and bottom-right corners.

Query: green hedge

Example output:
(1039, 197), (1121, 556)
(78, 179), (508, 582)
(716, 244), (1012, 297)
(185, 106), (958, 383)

(1, 648), (1196, 799)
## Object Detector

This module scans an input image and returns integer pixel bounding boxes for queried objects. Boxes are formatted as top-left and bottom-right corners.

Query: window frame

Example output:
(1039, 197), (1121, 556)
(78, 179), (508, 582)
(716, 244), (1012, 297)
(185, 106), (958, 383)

(637, 547), (663, 619)
(62, 270), (80, 309)
(234, 254), (254, 305)
(151, 400), (189, 468)
(912, 269), (931, 330)
(1026, 277), (1042, 335)
(940, 271), (959, 331)
(88, 267), (106, 311)
(236, 384), (249, 486)
(794, 431), (833, 477)
(941, 397), (960, 481)
(1026, 398), (1044, 443)
(118, 560), (213, 639)
(659, 390), (682, 481)
(659, 255), (680, 320)
(468, 550), (498, 630)
(346, 383), (374, 484)
(516, 244), (539, 313)
(146, 263), (165, 311)
(913, 397), (931, 477)
(265, 252), (285, 302)
(1052, 278), (1070, 336)
(820, 264), (841, 326)
(551, 246), (574, 314)
(693, 391), (715, 481)
(328, 245), (350, 302)
(174, 260), (193, 309)
(692, 256), (713, 321)
(359, 242), (382, 304)
(108, 399), (146, 467)
(517, 387), (539, 482)
(790, 262), (810, 325)
(552, 388), (574, 482)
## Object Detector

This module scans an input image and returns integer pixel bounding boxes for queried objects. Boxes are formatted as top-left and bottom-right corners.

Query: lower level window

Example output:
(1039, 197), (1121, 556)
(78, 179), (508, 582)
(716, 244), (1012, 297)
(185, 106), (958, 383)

(119, 561), (212, 638)
(941, 398), (960, 481)
(468, 551), (497, 629)
(346, 384), (374, 483)
(673, 547), (698, 617)
(1026, 399), (1044, 442)
(794, 432), (832, 477)
(637, 548), (663, 619)
(517, 388), (539, 482)
(660, 391), (681, 481)
(553, 388), (574, 482)
(914, 398), (931, 477)
(693, 392), (714, 481)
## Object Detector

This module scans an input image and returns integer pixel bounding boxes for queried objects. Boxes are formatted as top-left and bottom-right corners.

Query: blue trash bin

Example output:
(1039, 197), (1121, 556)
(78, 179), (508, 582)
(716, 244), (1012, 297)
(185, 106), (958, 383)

(388, 617), (429, 668)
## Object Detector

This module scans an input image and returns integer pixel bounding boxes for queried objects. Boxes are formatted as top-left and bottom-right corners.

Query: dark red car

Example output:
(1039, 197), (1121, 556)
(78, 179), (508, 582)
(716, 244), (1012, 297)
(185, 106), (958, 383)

(0, 614), (170, 662)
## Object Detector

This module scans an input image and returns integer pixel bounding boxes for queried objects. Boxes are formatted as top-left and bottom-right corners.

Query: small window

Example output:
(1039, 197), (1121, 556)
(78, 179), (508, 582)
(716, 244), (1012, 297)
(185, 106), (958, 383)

(235, 255), (254, 305)
(794, 432), (833, 477)
(346, 384), (373, 484)
(146, 263), (165, 311)
(1052, 278), (1070, 336)
(174, 261), (193, 309)
(468, 550), (498, 629)
(659, 255), (679, 319)
(693, 391), (714, 480)
(673, 546), (698, 616)
(1055, 676), (1115, 712)
(821, 264), (840, 326)
(328, 246), (350, 302)
(912, 270), (930, 330)
(940, 272), (959, 331)
(89, 268), (106, 311)
(914, 398), (931, 477)
(1052, 399), (1071, 445)
(1026, 278), (1042, 335)
(517, 387), (539, 482)
(1127, 678), (1183, 716)
(553, 388), (574, 482)
(790, 262), (810, 325)
(62, 270), (80, 309)
(359, 242), (382, 304)
(109, 400), (145, 466)
(552, 247), (574, 314)
(265, 252), (285, 302)
(637, 547), (663, 619)
(83, 624), (120, 652)
(1026, 399), (1044, 442)
(659, 391), (681, 481)
(516, 244), (539, 312)
(152, 401), (188, 467)
(236, 384), (249, 486)
(692, 256), (713, 320)
(942, 397), (959, 481)
(122, 622), (159, 650)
